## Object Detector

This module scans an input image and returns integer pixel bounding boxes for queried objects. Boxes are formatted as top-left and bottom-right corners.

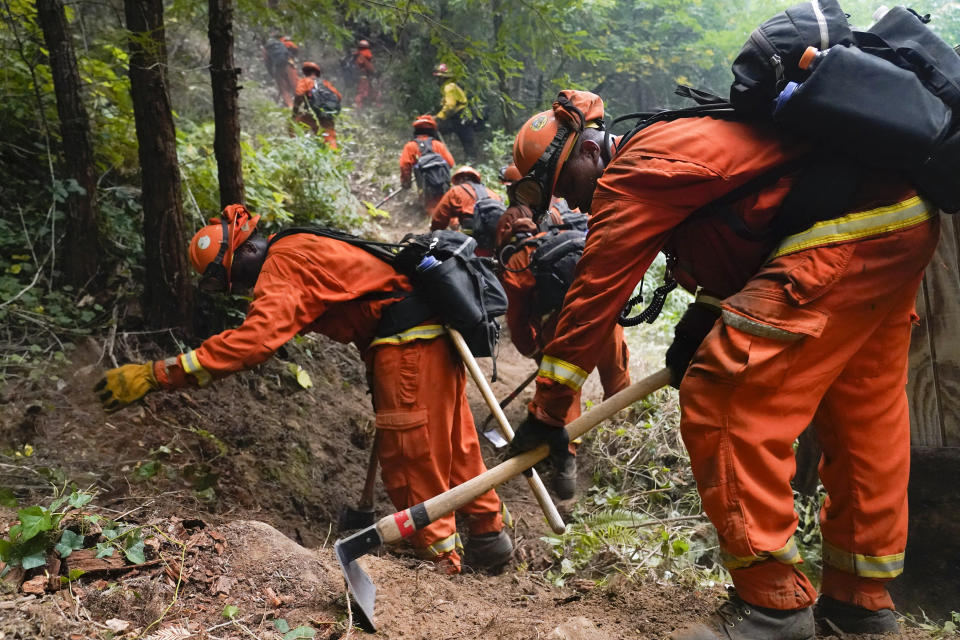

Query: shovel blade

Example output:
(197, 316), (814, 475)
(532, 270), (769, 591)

(334, 526), (381, 632)
(337, 505), (376, 532)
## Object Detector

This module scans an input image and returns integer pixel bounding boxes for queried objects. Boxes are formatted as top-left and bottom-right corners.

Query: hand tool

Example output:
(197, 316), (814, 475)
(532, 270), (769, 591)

(479, 369), (538, 433)
(446, 328), (565, 535)
(334, 367), (671, 631)
(375, 187), (404, 208)
(337, 433), (380, 531)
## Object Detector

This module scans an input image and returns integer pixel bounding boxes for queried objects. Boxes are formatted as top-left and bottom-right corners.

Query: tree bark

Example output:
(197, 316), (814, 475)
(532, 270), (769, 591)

(124, 0), (192, 329)
(491, 0), (511, 131)
(208, 0), (245, 208)
(36, 0), (102, 289)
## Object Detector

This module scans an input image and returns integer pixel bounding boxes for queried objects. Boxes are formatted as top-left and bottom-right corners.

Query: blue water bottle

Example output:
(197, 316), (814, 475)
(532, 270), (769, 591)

(773, 81), (799, 116)
(417, 255), (441, 273)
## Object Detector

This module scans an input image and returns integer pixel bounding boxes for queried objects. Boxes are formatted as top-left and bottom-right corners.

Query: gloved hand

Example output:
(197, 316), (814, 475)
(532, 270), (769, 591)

(94, 362), (160, 412)
(508, 413), (571, 472)
(665, 301), (721, 389)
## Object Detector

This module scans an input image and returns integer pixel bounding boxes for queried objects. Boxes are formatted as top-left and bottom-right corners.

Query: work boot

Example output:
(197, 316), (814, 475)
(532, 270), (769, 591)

(668, 589), (814, 640)
(552, 455), (577, 500)
(815, 596), (900, 635)
(464, 530), (514, 572)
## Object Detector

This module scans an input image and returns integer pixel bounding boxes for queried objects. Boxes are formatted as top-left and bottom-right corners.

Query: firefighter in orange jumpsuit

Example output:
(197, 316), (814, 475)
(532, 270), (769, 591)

(293, 62), (341, 149)
(93, 205), (513, 574)
(507, 91), (939, 639)
(352, 40), (378, 109)
(399, 114), (455, 216)
(264, 34), (299, 108)
(430, 166), (502, 257)
(500, 225), (631, 499)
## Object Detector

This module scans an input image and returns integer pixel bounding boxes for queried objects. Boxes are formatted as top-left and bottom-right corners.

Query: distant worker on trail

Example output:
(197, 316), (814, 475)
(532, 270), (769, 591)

(507, 90), (939, 639)
(498, 211), (630, 499)
(293, 62), (342, 149)
(430, 166), (504, 257)
(352, 40), (379, 110)
(263, 34), (299, 108)
(399, 114), (455, 216)
(432, 63), (476, 159)
(93, 205), (514, 575)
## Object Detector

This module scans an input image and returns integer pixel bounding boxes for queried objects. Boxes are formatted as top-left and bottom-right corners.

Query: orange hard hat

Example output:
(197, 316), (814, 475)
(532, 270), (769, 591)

(433, 62), (452, 77)
(357, 39), (371, 49)
(512, 90), (605, 212)
(412, 114), (438, 130)
(452, 165), (482, 184)
(499, 164), (522, 185)
(189, 204), (260, 290)
(301, 61), (322, 75)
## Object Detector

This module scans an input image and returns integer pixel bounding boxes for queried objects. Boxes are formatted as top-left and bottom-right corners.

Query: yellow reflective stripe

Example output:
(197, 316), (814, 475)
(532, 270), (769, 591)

(369, 324), (446, 347)
(180, 350), (211, 387)
(772, 196), (935, 259)
(721, 537), (802, 570)
(425, 532), (462, 556)
(823, 542), (905, 579)
(538, 355), (588, 391)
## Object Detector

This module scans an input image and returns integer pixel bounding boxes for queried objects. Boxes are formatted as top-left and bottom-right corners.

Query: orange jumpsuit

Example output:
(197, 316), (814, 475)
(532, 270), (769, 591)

(399, 135), (455, 215)
(353, 48), (377, 109)
(155, 234), (504, 569)
(293, 77), (341, 149)
(430, 182), (502, 257)
(530, 116), (940, 611)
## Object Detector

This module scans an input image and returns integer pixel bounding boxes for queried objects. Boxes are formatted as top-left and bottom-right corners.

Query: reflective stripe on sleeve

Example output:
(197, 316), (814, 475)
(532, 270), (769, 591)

(424, 532), (463, 557)
(722, 537), (803, 570)
(180, 350), (212, 387)
(772, 196), (935, 259)
(369, 324), (446, 347)
(823, 542), (904, 579)
(538, 355), (589, 391)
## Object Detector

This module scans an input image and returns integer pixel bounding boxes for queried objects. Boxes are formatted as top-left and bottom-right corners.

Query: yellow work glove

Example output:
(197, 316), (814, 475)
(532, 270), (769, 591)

(93, 362), (160, 412)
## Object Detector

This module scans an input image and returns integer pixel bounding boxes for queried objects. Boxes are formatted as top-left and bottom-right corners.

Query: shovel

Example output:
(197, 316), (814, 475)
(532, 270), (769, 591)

(337, 433), (380, 532)
(479, 369), (538, 434)
(446, 328), (565, 535)
(334, 367), (671, 631)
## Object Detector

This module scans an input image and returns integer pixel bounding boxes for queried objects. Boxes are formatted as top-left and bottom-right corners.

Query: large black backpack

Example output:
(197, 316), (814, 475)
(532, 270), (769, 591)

(526, 230), (586, 315)
(413, 139), (452, 199)
(267, 227), (505, 359)
(613, 1), (960, 215)
(307, 80), (341, 118)
(265, 40), (290, 74)
(460, 183), (506, 252)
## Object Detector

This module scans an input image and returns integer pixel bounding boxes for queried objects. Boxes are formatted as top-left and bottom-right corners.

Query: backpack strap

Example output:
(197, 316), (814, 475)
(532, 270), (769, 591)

(471, 183), (488, 201)
(416, 138), (431, 156)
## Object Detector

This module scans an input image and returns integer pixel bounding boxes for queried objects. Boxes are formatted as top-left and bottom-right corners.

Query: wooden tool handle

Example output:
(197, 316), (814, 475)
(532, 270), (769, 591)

(358, 432), (380, 509)
(373, 368), (671, 545)
(447, 328), (566, 534)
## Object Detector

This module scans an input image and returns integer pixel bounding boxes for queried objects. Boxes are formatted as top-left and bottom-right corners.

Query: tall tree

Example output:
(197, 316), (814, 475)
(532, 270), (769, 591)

(36, 0), (102, 289)
(124, 0), (192, 328)
(208, 0), (245, 208)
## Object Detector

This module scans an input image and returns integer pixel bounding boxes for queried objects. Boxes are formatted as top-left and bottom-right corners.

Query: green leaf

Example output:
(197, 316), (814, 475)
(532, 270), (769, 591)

(671, 538), (690, 555)
(101, 528), (119, 541)
(0, 488), (17, 508)
(49, 494), (70, 511)
(95, 542), (115, 558)
(21, 551), (47, 570)
(222, 604), (239, 619)
(55, 529), (85, 558)
(284, 627), (316, 640)
(123, 540), (146, 564)
(274, 618), (291, 633)
(134, 460), (159, 479)
(68, 492), (93, 509)
(0, 539), (12, 562)
(18, 506), (52, 541)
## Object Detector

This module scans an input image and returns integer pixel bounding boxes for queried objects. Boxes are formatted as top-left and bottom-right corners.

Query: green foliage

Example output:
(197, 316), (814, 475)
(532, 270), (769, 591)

(178, 122), (367, 231)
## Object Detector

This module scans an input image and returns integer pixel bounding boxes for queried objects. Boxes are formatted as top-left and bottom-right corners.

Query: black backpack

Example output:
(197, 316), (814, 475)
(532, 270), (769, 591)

(265, 40), (290, 73)
(413, 139), (452, 199)
(460, 183), (506, 252)
(541, 205), (589, 233)
(526, 230), (586, 315)
(307, 80), (341, 118)
(267, 227), (506, 359)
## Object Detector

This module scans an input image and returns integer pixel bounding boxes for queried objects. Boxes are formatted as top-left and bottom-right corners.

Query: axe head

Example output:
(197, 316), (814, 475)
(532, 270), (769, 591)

(334, 525), (381, 631)
(337, 505), (376, 532)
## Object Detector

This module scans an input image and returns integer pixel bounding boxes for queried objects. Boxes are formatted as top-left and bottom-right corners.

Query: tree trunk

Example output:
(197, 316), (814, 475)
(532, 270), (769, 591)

(124, 0), (192, 329)
(208, 0), (245, 208)
(36, 0), (102, 289)
(491, 0), (511, 131)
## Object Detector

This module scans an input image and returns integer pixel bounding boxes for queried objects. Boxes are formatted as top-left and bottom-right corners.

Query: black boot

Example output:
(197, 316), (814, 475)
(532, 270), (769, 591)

(815, 596), (900, 635)
(464, 530), (513, 572)
(668, 590), (815, 640)
(552, 455), (577, 500)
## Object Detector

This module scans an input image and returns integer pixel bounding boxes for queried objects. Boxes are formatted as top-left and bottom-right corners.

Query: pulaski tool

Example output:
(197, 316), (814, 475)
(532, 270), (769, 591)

(337, 433), (380, 532)
(334, 367), (671, 631)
